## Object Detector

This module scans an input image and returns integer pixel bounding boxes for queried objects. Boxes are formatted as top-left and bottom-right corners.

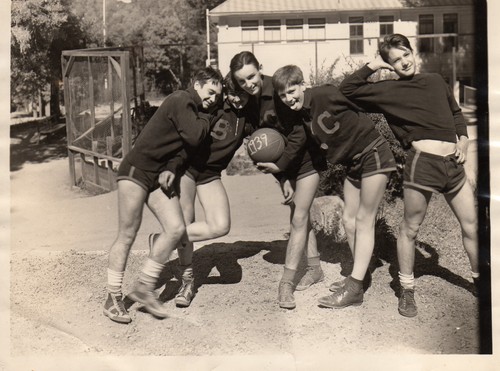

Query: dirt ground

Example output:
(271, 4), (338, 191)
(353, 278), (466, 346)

(3, 126), (497, 371)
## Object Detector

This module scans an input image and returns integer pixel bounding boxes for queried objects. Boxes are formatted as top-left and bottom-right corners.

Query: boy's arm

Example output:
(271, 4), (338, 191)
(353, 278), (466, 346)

(164, 149), (188, 174)
(445, 82), (469, 163)
(274, 121), (307, 171)
(171, 94), (211, 147)
(446, 83), (468, 139)
(339, 57), (393, 111)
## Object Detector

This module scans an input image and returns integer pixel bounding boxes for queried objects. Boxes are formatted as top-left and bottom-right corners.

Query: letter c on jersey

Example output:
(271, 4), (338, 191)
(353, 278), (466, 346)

(316, 111), (340, 135)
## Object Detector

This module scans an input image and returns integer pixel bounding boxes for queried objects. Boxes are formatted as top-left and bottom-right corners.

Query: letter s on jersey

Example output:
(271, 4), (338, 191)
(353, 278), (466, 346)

(211, 118), (231, 140)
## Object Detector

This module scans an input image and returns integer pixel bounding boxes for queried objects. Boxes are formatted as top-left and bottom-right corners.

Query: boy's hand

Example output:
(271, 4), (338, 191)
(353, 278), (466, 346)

(280, 178), (294, 205)
(367, 55), (394, 71)
(158, 170), (176, 197)
(256, 162), (281, 174)
(455, 136), (469, 164)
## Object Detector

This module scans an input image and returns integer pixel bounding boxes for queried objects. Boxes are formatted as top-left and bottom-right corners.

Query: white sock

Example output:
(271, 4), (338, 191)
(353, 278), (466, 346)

(139, 258), (165, 286)
(472, 271), (480, 279)
(399, 271), (415, 290)
(107, 269), (124, 293)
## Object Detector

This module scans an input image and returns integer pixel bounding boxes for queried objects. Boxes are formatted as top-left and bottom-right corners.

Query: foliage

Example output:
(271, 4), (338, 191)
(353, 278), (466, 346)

(11, 0), (87, 111)
(11, 0), (226, 110)
(68, 0), (225, 90)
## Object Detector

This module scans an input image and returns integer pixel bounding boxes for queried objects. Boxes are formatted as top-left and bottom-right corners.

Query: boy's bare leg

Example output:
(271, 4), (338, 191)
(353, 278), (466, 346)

(187, 179), (231, 242)
(444, 180), (480, 294)
(128, 187), (186, 318)
(396, 187), (431, 317)
(177, 178), (231, 306)
(104, 180), (147, 324)
(319, 174), (387, 308)
(350, 174), (388, 281)
(279, 173), (319, 308)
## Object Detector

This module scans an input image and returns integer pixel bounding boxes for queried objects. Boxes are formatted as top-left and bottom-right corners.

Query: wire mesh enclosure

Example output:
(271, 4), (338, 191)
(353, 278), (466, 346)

(61, 47), (145, 192)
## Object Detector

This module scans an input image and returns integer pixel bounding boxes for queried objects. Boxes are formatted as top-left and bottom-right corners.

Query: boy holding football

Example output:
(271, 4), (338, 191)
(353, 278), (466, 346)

(272, 65), (396, 309)
(230, 52), (327, 309)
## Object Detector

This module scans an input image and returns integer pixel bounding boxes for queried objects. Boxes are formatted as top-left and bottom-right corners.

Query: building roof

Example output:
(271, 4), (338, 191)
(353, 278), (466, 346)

(209, 0), (474, 16)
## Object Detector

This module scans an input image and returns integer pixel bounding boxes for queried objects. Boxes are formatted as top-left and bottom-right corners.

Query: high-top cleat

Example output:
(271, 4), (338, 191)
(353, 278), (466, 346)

(128, 281), (169, 318)
(329, 270), (372, 292)
(398, 287), (417, 317)
(103, 291), (132, 324)
(295, 266), (325, 291)
(278, 281), (296, 309)
(175, 277), (195, 307)
(319, 278), (363, 309)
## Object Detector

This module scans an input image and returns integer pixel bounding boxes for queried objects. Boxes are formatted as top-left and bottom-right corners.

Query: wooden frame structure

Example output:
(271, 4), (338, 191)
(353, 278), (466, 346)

(61, 47), (145, 192)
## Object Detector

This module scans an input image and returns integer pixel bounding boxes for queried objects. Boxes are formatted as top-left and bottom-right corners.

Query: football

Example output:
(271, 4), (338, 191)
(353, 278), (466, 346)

(246, 128), (285, 163)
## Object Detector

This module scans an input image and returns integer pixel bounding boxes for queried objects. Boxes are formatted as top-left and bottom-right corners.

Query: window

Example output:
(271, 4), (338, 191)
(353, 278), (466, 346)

(418, 14), (434, 53)
(241, 20), (259, 43)
(379, 15), (394, 36)
(349, 17), (364, 54)
(286, 19), (303, 41)
(264, 19), (281, 42)
(443, 13), (458, 52)
(308, 18), (325, 40)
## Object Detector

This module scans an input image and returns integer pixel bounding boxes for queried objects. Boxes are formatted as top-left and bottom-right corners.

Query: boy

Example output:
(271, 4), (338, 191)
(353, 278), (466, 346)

(230, 51), (328, 309)
(340, 33), (479, 317)
(272, 65), (396, 309)
(103, 67), (223, 323)
(148, 72), (255, 307)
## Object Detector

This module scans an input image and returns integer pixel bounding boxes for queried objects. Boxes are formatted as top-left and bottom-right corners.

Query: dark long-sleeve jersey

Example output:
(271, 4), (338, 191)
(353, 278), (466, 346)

(188, 100), (254, 174)
(246, 75), (308, 172)
(125, 87), (211, 172)
(300, 85), (382, 165)
(339, 65), (468, 149)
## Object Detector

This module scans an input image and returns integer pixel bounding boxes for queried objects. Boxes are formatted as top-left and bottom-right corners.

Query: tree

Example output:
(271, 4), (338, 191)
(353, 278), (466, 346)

(11, 0), (87, 115)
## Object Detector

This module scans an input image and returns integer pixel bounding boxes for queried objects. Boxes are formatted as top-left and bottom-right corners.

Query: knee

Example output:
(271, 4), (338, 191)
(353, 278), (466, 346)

(460, 218), (477, 239)
(291, 211), (309, 231)
(168, 222), (186, 240)
(399, 220), (420, 240)
(342, 212), (356, 235)
(209, 219), (231, 238)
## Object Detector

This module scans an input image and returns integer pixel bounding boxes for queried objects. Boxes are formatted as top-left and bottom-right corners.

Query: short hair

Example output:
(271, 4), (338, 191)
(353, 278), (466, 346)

(229, 51), (260, 75)
(379, 34), (413, 63)
(223, 71), (245, 94)
(272, 65), (304, 92)
(192, 66), (223, 87)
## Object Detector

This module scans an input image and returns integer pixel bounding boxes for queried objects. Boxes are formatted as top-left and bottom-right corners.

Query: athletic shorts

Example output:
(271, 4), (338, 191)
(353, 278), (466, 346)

(346, 139), (396, 186)
(185, 167), (221, 185)
(284, 148), (327, 181)
(403, 147), (466, 194)
(116, 157), (181, 194)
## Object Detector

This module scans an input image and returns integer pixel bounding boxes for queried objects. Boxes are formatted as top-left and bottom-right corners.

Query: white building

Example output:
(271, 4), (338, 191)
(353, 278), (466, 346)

(209, 0), (475, 98)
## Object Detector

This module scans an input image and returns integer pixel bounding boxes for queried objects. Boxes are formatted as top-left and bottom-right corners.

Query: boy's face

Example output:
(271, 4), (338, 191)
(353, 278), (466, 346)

(277, 83), (306, 111)
(226, 90), (250, 110)
(233, 64), (263, 96)
(387, 47), (416, 78)
(194, 79), (222, 110)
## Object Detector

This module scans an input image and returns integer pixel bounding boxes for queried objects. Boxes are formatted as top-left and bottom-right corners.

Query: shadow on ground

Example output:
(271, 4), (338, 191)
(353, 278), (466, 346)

(140, 222), (475, 307)
(10, 121), (68, 172)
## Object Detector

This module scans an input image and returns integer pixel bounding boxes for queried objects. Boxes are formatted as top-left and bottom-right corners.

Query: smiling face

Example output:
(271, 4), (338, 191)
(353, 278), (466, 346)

(277, 83), (306, 111)
(226, 90), (250, 110)
(387, 47), (416, 78)
(232, 63), (264, 96)
(194, 79), (222, 110)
